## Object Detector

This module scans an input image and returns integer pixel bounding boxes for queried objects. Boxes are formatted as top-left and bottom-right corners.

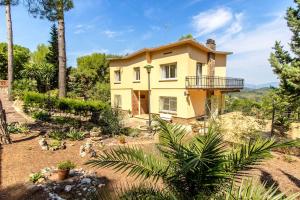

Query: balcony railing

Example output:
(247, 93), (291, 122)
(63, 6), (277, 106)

(186, 76), (244, 90)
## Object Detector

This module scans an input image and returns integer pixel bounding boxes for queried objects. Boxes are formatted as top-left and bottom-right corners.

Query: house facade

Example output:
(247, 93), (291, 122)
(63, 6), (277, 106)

(109, 39), (244, 123)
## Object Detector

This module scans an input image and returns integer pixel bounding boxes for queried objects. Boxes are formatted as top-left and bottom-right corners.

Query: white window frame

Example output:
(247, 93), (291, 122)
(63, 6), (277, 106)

(159, 96), (177, 114)
(114, 95), (122, 108)
(133, 67), (140, 81)
(114, 70), (121, 83)
(161, 63), (177, 80)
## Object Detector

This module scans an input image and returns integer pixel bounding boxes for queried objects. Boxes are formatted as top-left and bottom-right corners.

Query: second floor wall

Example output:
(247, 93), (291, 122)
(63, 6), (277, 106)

(110, 44), (227, 90)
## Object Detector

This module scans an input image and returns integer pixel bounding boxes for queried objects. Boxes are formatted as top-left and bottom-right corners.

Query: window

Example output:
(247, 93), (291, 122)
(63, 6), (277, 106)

(114, 95), (122, 108)
(160, 97), (177, 113)
(161, 63), (177, 79)
(134, 67), (140, 81)
(114, 70), (121, 82)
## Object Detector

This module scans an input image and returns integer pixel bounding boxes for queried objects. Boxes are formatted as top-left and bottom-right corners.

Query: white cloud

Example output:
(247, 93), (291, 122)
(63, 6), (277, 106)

(74, 24), (94, 34)
(192, 7), (233, 37)
(103, 30), (118, 38)
(218, 14), (291, 84)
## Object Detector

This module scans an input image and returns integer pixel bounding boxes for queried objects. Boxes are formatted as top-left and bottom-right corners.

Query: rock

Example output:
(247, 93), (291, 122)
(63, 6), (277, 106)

(98, 183), (105, 188)
(80, 178), (91, 184)
(90, 150), (97, 158)
(79, 140), (94, 157)
(64, 185), (72, 192)
(36, 177), (45, 183)
(38, 138), (48, 150)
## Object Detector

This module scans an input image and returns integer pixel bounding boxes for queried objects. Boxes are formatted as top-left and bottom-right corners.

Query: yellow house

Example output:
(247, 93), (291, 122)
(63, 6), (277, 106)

(109, 39), (244, 123)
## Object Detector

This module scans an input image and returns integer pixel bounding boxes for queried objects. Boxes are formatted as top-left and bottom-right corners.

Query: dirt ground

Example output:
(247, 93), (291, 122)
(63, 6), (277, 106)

(0, 131), (299, 199)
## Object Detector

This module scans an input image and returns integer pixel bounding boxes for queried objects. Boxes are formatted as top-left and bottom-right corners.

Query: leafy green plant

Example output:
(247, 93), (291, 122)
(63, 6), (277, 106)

(32, 111), (51, 121)
(66, 129), (86, 141)
(29, 172), (44, 183)
(57, 160), (76, 170)
(87, 118), (298, 199)
(7, 123), (29, 134)
(48, 139), (62, 149)
(49, 130), (66, 141)
(225, 179), (299, 200)
(98, 108), (123, 136)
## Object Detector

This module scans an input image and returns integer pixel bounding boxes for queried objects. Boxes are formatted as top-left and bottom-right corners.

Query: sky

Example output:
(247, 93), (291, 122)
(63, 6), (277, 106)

(0, 0), (294, 85)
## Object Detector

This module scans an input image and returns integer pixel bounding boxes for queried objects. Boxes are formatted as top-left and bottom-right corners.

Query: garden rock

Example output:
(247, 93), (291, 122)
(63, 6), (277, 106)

(79, 140), (95, 157)
(30, 168), (107, 200)
(38, 138), (49, 150)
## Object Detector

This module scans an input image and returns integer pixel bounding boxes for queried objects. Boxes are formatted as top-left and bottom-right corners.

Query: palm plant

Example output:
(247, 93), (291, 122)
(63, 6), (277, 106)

(86, 118), (299, 199)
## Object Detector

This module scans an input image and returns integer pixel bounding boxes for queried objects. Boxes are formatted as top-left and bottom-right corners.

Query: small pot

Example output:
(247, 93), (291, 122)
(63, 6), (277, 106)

(57, 169), (69, 180)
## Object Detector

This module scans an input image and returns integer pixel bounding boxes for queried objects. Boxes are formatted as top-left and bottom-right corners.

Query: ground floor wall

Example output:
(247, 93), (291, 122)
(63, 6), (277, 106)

(111, 88), (225, 121)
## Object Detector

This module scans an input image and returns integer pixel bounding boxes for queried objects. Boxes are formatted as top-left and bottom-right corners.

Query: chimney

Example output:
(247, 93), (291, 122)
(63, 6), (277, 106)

(206, 39), (216, 50)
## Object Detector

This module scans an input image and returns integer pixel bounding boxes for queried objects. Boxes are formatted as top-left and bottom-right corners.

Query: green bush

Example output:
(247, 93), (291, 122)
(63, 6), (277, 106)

(225, 96), (261, 115)
(67, 129), (86, 141)
(49, 130), (67, 141)
(57, 160), (76, 170)
(32, 111), (51, 121)
(23, 91), (108, 117)
(7, 123), (29, 134)
(98, 108), (123, 136)
(12, 78), (37, 99)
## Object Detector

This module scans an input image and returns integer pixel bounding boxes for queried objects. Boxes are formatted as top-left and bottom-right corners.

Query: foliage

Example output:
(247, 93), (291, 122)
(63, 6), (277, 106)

(12, 78), (37, 98)
(57, 160), (75, 170)
(87, 118), (299, 199)
(225, 179), (300, 200)
(25, 0), (74, 21)
(48, 139), (61, 148)
(87, 82), (111, 102)
(98, 108), (123, 136)
(66, 128), (86, 141)
(22, 44), (56, 93)
(7, 123), (29, 134)
(179, 34), (194, 41)
(269, 1), (300, 100)
(49, 130), (66, 141)
(52, 116), (81, 127)
(23, 91), (108, 117)
(29, 172), (44, 183)
(46, 24), (59, 89)
(32, 111), (51, 121)
(225, 96), (261, 116)
(0, 43), (31, 80)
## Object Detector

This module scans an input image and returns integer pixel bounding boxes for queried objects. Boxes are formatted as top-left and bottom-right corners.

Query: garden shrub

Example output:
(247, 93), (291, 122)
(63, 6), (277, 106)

(67, 128), (86, 141)
(49, 130), (67, 141)
(32, 111), (51, 121)
(7, 123), (29, 134)
(98, 108), (123, 136)
(23, 92), (108, 118)
(29, 172), (44, 183)
(12, 78), (37, 99)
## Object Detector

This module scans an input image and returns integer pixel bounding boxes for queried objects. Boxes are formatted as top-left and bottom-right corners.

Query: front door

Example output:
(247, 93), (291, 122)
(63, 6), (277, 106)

(140, 91), (149, 114)
(196, 63), (202, 85)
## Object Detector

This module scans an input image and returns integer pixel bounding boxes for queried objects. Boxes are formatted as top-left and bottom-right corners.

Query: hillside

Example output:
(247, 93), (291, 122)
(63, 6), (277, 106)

(227, 87), (272, 100)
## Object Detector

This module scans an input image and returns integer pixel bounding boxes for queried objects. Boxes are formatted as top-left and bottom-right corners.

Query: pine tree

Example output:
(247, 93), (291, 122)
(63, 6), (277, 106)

(46, 24), (59, 89)
(269, 0), (300, 100)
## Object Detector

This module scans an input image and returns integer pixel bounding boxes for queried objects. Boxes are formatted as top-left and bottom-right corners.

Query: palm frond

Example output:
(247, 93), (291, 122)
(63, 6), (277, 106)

(227, 138), (299, 173)
(85, 146), (167, 182)
(225, 179), (300, 200)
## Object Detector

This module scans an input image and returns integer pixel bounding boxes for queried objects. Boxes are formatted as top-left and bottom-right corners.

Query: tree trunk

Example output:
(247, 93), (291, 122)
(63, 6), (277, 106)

(5, 3), (14, 101)
(58, 14), (67, 98)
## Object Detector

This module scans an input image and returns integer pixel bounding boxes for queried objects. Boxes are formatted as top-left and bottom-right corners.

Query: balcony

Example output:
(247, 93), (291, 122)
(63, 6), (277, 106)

(185, 76), (244, 90)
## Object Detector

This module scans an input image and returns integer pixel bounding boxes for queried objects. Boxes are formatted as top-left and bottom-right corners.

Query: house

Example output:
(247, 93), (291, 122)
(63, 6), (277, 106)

(109, 39), (244, 123)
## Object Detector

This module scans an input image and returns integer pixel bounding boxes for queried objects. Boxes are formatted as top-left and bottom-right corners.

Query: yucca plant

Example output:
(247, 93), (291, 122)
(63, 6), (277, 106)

(86, 118), (299, 199)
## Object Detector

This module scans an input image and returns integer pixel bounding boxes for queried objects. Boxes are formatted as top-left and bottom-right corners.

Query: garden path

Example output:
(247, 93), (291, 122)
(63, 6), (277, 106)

(0, 91), (28, 124)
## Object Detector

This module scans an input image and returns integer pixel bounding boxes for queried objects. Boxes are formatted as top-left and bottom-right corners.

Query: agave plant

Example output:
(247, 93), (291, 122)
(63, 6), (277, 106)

(86, 118), (299, 199)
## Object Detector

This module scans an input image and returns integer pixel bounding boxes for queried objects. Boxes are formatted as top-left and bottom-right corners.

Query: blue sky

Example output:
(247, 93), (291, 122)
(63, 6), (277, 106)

(0, 0), (294, 84)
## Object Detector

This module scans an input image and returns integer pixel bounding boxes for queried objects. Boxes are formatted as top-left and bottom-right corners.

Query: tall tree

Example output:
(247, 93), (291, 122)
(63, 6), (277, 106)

(46, 24), (59, 89)
(25, 0), (74, 98)
(0, 0), (19, 100)
(269, 0), (300, 100)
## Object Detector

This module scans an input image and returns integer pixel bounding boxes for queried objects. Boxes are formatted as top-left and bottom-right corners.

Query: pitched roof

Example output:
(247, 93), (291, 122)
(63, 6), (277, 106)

(109, 39), (232, 61)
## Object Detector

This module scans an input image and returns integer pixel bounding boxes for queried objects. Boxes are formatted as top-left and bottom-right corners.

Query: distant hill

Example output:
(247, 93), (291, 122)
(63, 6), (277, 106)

(227, 87), (272, 100)
(244, 82), (279, 89)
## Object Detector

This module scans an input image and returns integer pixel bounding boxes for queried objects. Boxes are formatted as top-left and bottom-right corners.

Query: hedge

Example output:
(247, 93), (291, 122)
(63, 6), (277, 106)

(23, 91), (109, 116)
